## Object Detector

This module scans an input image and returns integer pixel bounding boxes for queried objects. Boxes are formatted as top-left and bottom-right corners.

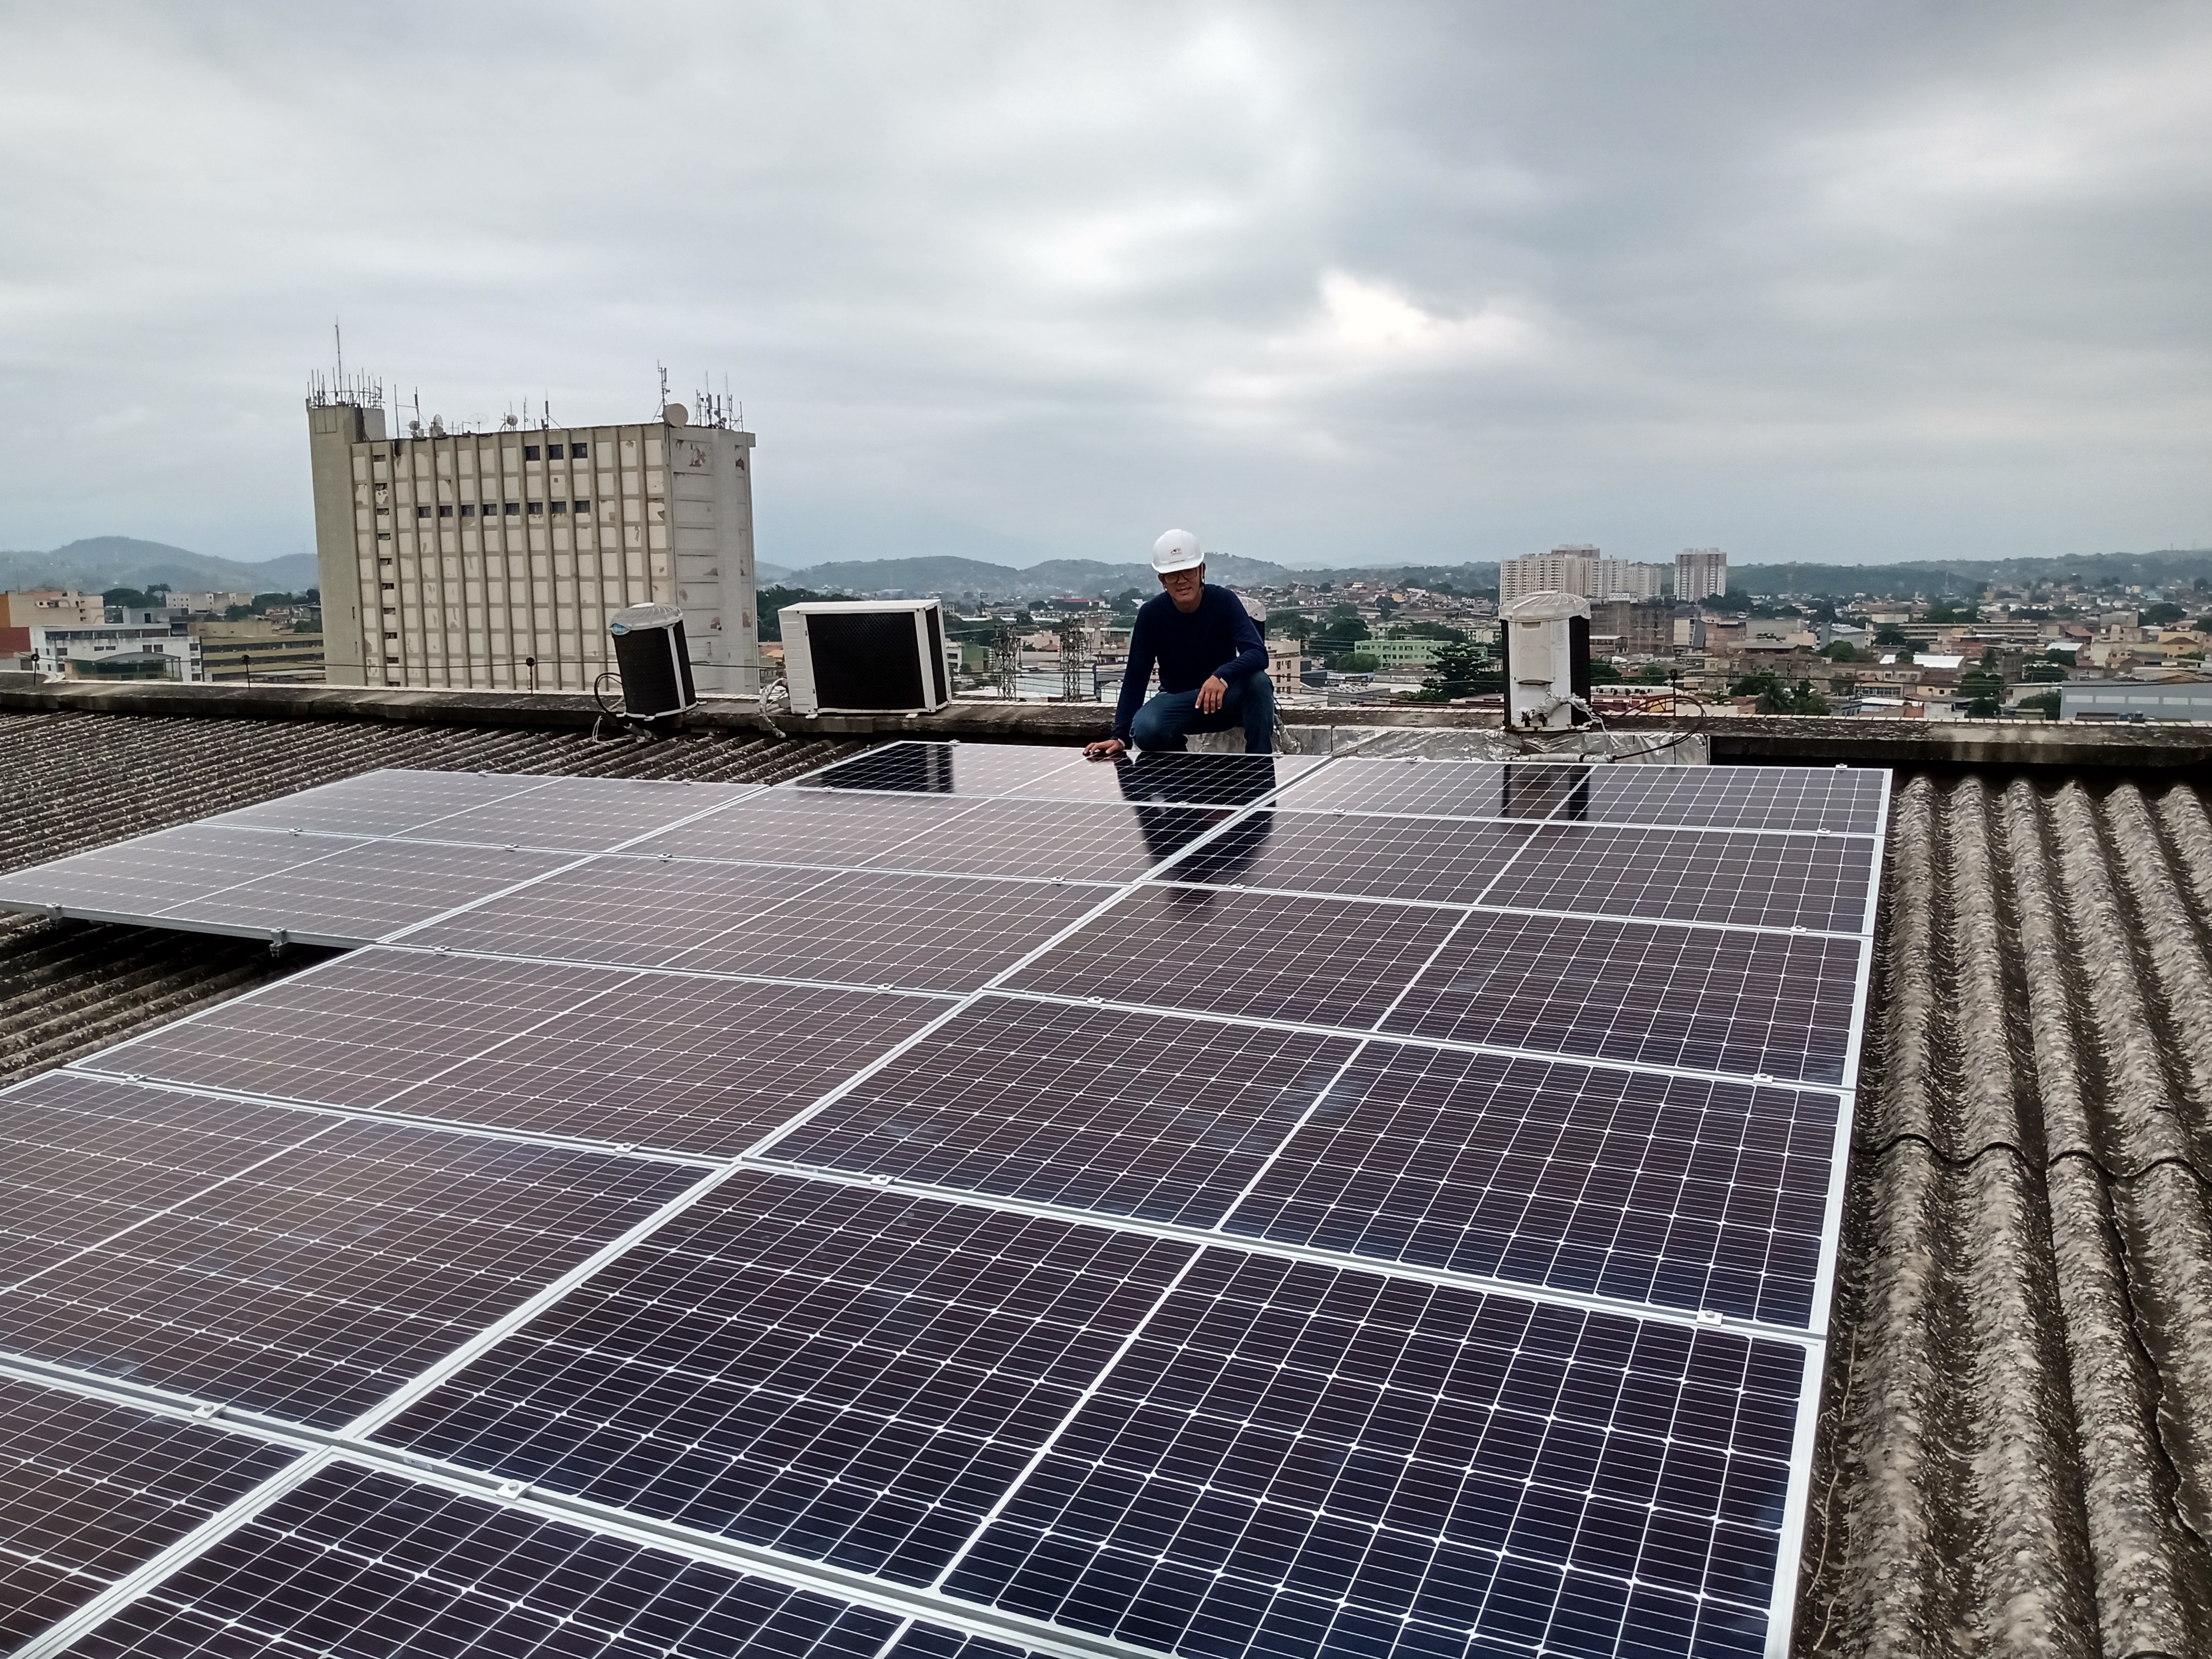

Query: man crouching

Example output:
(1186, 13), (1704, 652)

(1084, 528), (1275, 758)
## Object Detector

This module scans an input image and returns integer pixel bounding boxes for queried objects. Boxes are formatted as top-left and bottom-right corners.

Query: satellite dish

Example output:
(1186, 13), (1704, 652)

(663, 403), (690, 427)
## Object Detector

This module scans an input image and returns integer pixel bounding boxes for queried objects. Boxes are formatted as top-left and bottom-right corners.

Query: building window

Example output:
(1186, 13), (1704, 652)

(459, 504), (475, 517)
(524, 445), (540, 460)
(570, 442), (589, 459)
(528, 502), (543, 515)
(416, 506), (431, 518)
(504, 502), (520, 516)
(437, 505), (453, 518)
(381, 581), (395, 590)
(384, 632), (399, 641)
(572, 498), (590, 513)
(550, 501), (567, 515)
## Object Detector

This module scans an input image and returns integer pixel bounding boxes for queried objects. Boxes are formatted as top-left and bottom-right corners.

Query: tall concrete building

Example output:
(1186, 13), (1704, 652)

(1595, 559), (1665, 601)
(1498, 545), (1666, 603)
(1498, 545), (1598, 603)
(1676, 548), (1729, 604)
(308, 387), (759, 694)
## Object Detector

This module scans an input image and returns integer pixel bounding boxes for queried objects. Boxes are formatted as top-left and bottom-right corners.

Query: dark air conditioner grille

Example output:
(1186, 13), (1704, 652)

(925, 607), (948, 705)
(809, 611), (925, 709)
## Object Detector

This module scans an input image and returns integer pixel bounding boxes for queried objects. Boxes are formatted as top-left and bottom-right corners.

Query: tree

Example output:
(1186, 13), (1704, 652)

(2020, 660), (2068, 683)
(2143, 602), (2187, 625)
(1589, 660), (1622, 685)
(103, 587), (159, 609)
(1729, 672), (1830, 715)
(1400, 621), (1467, 642)
(1821, 641), (1863, 663)
(1336, 652), (1380, 674)
(755, 585), (842, 639)
(1872, 626), (1909, 649)
(2020, 690), (2062, 720)
(1411, 640), (1493, 702)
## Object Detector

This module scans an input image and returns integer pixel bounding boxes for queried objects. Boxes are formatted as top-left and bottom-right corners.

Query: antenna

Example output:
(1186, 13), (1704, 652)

(333, 319), (343, 384)
(656, 363), (669, 419)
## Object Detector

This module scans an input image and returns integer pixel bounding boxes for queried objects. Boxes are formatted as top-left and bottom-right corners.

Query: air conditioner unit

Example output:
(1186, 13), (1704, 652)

(780, 599), (952, 716)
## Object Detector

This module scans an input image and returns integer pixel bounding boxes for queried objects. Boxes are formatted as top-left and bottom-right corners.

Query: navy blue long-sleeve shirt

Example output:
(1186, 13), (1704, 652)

(1112, 585), (1268, 741)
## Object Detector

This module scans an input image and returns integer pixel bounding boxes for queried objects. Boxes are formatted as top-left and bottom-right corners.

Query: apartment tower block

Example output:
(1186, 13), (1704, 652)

(308, 390), (759, 694)
(1498, 545), (1668, 604)
(1675, 548), (1729, 604)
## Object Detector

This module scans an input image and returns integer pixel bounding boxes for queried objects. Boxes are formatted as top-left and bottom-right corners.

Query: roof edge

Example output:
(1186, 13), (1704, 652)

(3, 680), (2207, 768)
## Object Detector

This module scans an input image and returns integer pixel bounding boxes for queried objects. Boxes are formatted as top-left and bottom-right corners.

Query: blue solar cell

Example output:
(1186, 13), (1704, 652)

(54, 1460), (906, 1659)
(1220, 1044), (1839, 1327)
(373, 1173), (1195, 1585)
(944, 1250), (1808, 1659)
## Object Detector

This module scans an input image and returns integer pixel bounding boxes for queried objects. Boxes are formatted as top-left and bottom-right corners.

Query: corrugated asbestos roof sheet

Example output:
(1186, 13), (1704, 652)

(1804, 769), (2212, 1657)
(6, 708), (2211, 1656)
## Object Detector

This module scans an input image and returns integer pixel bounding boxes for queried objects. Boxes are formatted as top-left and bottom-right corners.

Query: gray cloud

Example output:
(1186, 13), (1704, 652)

(1, 0), (2206, 568)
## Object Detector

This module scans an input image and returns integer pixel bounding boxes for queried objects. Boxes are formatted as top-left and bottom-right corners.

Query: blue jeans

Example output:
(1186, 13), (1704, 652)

(1129, 672), (1277, 753)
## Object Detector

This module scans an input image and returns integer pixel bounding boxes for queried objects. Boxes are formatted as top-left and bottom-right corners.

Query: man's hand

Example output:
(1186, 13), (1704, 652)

(1195, 675), (1228, 715)
(1084, 738), (1127, 760)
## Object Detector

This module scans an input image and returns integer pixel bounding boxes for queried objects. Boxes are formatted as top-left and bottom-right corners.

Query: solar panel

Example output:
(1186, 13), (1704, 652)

(0, 771), (759, 943)
(992, 749), (1322, 807)
(1002, 886), (1466, 1029)
(1377, 908), (1866, 1085)
(1161, 810), (1535, 904)
(0, 1088), (702, 1426)
(55, 1459), (922, 1659)
(86, 948), (953, 1158)
(858, 800), (1226, 882)
(0, 1075), (334, 1283)
(1554, 764), (1888, 833)
(0, 1376), (295, 1650)
(0, 749), (1884, 1659)
(769, 997), (1360, 1226)
(1218, 1044), (1839, 1327)
(1270, 757), (1886, 832)
(624, 791), (974, 866)
(374, 1172), (1195, 1586)
(404, 859), (841, 966)
(1478, 824), (1876, 933)
(791, 740), (1086, 798)
(383, 774), (764, 853)
(215, 768), (554, 837)
(659, 870), (1109, 990)
(155, 840), (577, 945)
(942, 1251), (1807, 1659)
(0, 824), (364, 923)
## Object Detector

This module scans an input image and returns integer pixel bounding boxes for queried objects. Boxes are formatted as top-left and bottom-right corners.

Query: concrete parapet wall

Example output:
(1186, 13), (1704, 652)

(2, 679), (2209, 768)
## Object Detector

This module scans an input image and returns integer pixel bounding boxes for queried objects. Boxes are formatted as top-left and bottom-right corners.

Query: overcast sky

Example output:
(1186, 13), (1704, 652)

(2, 1), (2207, 571)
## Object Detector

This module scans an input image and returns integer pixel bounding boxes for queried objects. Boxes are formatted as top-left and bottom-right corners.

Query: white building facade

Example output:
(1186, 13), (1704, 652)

(1499, 546), (1667, 603)
(1498, 547), (1598, 603)
(1677, 548), (1729, 603)
(1595, 559), (1665, 601)
(308, 395), (760, 694)
(30, 623), (203, 681)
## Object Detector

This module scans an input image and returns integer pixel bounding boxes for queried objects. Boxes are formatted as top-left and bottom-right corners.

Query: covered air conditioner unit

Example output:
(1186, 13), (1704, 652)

(1499, 591), (1592, 730)
(780, 599), (952, 716)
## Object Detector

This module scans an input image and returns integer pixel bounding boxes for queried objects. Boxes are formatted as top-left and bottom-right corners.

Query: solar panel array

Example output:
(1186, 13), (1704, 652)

(0, 741), (1888, 1659)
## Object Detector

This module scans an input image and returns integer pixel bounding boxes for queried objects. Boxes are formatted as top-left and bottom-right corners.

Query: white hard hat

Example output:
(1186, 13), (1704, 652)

(1152, 528), (1205, 574)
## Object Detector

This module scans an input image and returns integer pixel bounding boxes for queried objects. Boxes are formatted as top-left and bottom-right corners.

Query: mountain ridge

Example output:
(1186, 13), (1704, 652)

(0, 538), (318, 596)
